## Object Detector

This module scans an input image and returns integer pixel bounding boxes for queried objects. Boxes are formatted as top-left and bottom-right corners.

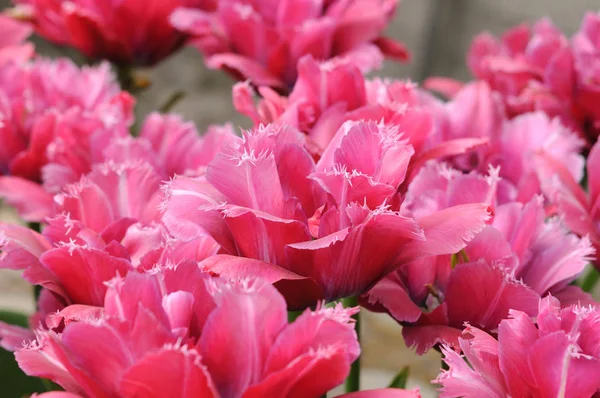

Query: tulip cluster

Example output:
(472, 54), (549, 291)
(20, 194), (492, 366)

(427, 13), (600, 142)
(0, 1), (600, 398)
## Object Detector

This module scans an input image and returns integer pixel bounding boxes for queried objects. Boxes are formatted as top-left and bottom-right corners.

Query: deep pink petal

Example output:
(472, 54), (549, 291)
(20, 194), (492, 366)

(444, 262), (539, 330)
(199, 278), (287, 398)
(246, 304), (359, 398)
(40, 245), (133, 305)
(119, 346), (218, 398)
(198, 255), (324, 309)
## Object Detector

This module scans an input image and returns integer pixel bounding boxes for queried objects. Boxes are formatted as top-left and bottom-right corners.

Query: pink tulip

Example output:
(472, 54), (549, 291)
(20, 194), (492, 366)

(0, 58), (133, 222)
(429, 80), (585, 204)
(364, 162), (595, 354)
(16, 265), (362, 398)
(234, 55), (488, 166)
(435, 296), (600, 398)
(538, 139), (600, 268)
(572, 12), (600, 138)
(171, 0), (409, 89)
(12, 0), (215, 66)
(162, 122), (489, 308)
(467, 19), (581, 130)
(105, 113), (237, 179)
(0, 160), (220, 351)
(0, 14), (34, 65)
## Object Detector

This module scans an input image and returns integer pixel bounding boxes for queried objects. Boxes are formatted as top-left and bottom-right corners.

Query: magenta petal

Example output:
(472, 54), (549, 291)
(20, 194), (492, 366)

(407, 138), (489, 182)
(119, 346), (218, 398)
(45, 305), (104, 330)
(206, 149), (286, 217)
(198, 255), (324, 309)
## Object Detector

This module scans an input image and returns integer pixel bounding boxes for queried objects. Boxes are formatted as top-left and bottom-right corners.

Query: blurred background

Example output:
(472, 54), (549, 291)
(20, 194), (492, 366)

(0, 0), (598, 396)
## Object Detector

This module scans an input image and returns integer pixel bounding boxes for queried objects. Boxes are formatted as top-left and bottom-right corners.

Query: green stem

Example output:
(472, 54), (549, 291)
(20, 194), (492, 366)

(159, 90), (186, 113)
(116, 64), (136, 92)
(343, 296), (360, 393)
(287, 310), (303, 323)
(580, 265), (600, 293)
(27, 222), (43, 303)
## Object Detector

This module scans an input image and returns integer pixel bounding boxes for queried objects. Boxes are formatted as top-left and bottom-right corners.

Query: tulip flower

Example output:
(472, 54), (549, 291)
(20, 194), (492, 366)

(162, 122), (490, 308)
(436, 296), (600, 398)
(427, 81), (585, 204)
(16, 266), (364, 397)
(171, 0), (409, 89)
(364, 162), (594, 354)
(538, 138), (600, 269)
(0, 58), (134, 221)
(11, 0), (216, 66)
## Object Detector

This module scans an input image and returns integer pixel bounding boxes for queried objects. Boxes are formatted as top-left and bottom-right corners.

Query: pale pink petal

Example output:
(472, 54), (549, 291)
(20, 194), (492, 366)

(435, 344), (505, 398)
(423, 77), (464, 99)
(0, 321), (35, 351)
(0, 177), (54, 222)
(397, 204), (490, 263)
(338, 389), (421, 398)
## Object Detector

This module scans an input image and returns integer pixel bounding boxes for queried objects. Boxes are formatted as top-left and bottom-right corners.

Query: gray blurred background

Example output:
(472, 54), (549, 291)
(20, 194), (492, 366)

(0, 0), (599, 396)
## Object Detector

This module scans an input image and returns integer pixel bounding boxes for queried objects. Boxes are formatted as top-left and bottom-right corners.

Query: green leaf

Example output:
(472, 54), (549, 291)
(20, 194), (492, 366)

(388, 366), (410, 389)
(0, 347), (50, 397)
(0, 310), (60, 395)
(579, 264), (600, 293)
(0, 310), (29, 328)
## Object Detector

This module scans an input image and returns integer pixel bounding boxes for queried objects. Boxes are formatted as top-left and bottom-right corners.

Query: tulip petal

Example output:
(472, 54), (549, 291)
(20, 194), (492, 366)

(119, 346), (218, 398)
